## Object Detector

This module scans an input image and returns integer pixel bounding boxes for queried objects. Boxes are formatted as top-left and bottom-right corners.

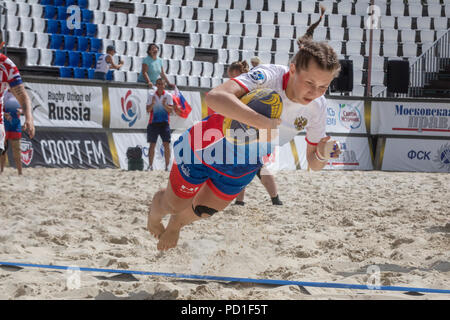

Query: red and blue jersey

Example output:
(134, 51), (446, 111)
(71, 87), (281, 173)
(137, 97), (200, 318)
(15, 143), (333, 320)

(147, 90), (173, 124)
(0, 54), (23, 125)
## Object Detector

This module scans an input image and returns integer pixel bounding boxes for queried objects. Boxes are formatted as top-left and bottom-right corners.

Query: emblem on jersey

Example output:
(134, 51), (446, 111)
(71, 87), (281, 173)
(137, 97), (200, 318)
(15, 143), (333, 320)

(249, 70), (266, 84)
(294, 116), (308, 131)
(20, 139), (34, 166)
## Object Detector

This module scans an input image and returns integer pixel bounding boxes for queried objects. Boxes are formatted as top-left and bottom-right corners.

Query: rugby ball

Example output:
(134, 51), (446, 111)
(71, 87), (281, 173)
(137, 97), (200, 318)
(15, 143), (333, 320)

(223, 88), (283, 145)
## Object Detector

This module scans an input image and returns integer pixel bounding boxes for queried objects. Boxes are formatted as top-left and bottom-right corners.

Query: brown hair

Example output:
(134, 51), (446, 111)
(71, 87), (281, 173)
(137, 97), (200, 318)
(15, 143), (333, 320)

(293, 5), (341, 76)
(228, 60), (250, 75)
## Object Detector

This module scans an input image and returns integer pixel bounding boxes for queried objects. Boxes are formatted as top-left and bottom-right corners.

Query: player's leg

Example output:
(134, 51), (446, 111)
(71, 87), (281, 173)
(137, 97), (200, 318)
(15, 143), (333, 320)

(11, 139), (22, 175)
(161, 123), (171, 171)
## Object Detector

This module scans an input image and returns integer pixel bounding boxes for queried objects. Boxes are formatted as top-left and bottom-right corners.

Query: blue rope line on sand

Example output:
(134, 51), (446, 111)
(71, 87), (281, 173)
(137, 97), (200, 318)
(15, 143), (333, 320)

(1, 261), (449, 294)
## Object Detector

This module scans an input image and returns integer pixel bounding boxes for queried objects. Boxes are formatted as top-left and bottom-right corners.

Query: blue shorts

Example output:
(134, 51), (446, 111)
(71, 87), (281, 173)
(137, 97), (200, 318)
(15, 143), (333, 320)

(169, 133), (260, 201)
(147, 122), (171, 143)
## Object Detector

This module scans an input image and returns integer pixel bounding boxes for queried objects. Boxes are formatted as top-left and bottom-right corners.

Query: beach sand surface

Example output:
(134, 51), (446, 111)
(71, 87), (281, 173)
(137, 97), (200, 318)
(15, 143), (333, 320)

(0, 167), (449, 300)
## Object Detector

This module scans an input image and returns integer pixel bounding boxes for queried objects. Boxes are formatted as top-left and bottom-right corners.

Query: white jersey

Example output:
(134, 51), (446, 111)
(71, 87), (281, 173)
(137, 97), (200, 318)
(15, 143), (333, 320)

(233, 64), (327, 146)
(95, 54), (111, 73)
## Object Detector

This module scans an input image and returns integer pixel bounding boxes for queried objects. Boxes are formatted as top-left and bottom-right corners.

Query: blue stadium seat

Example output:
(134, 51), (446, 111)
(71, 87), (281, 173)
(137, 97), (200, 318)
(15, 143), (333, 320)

(41, 0), (54, 6)
(66, 0), (77, 6)
(44, 6), (57, 20)
(49, 34), (64, 49)
(68, 51), (80, 67)
(54, 50), (67, 66)
(82, 9), (93, 23)
(87, 68), (95, 79)
(73, 67), (86, 79)
(106, 70), (113, 81)
(47, 19), (59, 34)
(77, 36), (89, 52)
(90, 38), (102, 52)
(73, 23), (85, 36)
(64, 35), (76, 50)
(95, 52), (102, 64)
(86, 23), (97, 37)
(78, 0), (88, 9)
(54, 0), (65, 6)
(57, 6), (68, 20)
(81, 52), (94, 68)
(60, 20), (73, 35)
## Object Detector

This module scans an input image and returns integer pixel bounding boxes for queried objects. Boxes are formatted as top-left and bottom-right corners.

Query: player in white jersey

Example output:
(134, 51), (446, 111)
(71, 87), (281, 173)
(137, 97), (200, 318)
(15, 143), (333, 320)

(147, 6), (342, 251)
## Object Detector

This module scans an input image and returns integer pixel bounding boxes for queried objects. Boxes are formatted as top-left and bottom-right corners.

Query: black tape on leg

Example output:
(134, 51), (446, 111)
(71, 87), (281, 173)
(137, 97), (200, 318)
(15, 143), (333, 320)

(193, 205), (218, 218)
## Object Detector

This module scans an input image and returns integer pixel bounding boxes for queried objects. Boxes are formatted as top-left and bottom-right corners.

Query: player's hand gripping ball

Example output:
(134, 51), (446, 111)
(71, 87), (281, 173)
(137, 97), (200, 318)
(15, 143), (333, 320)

(223, 88), (283, 145)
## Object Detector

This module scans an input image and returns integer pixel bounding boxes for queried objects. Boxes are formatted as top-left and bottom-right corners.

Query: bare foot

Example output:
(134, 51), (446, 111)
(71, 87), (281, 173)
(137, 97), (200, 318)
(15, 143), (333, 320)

(147, 206), (166, 239)
(157, 227), (180, 251)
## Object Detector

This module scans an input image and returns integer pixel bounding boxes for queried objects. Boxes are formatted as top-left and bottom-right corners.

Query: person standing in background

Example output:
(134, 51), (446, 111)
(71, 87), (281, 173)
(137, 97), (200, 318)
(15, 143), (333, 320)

(0, 91), (23, 175)
(94, 45), (123, 80)
(146, 78), (174, 171)
(250, 56), (262, 69)
(138, 43), (174, 89)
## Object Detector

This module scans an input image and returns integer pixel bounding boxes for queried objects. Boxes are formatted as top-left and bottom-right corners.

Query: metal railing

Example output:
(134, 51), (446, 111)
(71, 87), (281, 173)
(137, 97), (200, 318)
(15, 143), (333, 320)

(376, 29), (450, 98)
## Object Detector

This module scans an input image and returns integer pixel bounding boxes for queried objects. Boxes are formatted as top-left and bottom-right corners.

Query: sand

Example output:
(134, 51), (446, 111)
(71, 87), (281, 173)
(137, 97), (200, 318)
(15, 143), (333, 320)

(0, 167), (449, 300)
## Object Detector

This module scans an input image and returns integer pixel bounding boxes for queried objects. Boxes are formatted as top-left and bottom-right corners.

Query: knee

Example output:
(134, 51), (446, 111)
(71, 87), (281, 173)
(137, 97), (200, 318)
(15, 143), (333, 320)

(192, 204), (218, 219)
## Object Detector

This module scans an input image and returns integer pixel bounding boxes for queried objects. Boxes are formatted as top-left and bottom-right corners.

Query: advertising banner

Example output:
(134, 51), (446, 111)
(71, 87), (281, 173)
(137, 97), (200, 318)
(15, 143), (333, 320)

(371, 101), (450, 136)
(325, 99), (367, 134)
(294, 136), (373, 170)
(25, 83), (103, 128)
(109, 88), (202, 130)
(381, 138), (450, 172)
(17, 131), (115, 169)
(112, 132), (181, 171)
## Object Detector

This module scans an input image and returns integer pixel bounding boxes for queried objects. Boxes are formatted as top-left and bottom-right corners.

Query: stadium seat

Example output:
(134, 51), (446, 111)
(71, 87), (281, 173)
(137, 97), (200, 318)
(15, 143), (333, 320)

(66, 0), (77, 7)
(257, 52), (272, 64)
(126, 71), (138, 83)
(7, 31), (22, 48)
(104, 11), (116, 25)
(35, 33), (49, 50)
(382, 41), (399, 57)
(57, 6), (68, 20)
(155, 29), (166, 43)
(68, 51), (80, 67)
(47, 19), (59, 34)
(113, 70), (125, 82)
(284, 1), (299, 12)
(346, 15), (362, 28)
(211, 35), (223, 49)
(172, 19), (185, 33)
(64, 35), (77, 51)
(184, 46), (196, 61)
(329, 27), (345, 41)
(44, 6), (56, 19)
(176, 75), (188, 87)
(92, 10), (104, 24)
(419, 30), (435, 43)
(39, 49), (54, 66)
(243, 11), (258, 24)
(279, 25), (294, 40)
(213, 9), (227, 22)
(408, 4), (423, 17)
(188, 76), (200, 87)
(258, 38), (273, 52)
(426, 4), (442, 17)
(348, 28), (364, 41)
(261, 12), (275, 25)
(49, 34), (64, 50)
(168, 6), (181, 19)
(54, 0), (64, 6)
(4, 1), (18, 16)
(228, 9), (241, 23)
(81, 9), (93, 23)
(433, 17), (448, 31)
(19, 17), (33, 33)
(32, 18), (46, 33)
(228, 23), (243, 36)
(261, 25), (276, 38)
(60, 20), (73, 35)
(120, 26), (132, 41)
(301, 1), (316, 14)
(226, 35), (240, 50)
(417, 17), (431, 30)
(213, 22), (227, 35)
(181, 7), (194, 20)
(106, 70), (113, 81)
(22, 32), (36, 48)
(242, 36), (257, 51)
(327, 14), (343, 28)
(78, 0), (88, 9)
(98, 0), (110, 11)
(116, 12), (127, 26)
(59, 67), (72, 78)
(179, 60), (192, 76)
(90, 38), (102, 52)
(380, 16), (395, 29)
(109, 25), (121, 40)
(26, 48), (40, 66)
(213, 63), (224, 78)
(17, 3), (31, 17)
(128, 14), (138, 28)
(346, 41), (362, 56)
(88, 0), (99, 10)
(54, 50), (67, 66)
(232, 0), (246, 10)
(244, 24), (259, 37)
(85, 23), (97, 37)
(276, 39), (292, 52)
(402, 43), (418, 57)
(131, 56), (143, 73)
(73, 67), (86, 79)
(81, 52), (94, 68)
(227, 50), (239, 64)
(337, 2), (352, 15)
(383, 29), (399, 42)
(401, 30), (417, 43)
(274, 52), (289, 65)
(397, 17), (412, 30)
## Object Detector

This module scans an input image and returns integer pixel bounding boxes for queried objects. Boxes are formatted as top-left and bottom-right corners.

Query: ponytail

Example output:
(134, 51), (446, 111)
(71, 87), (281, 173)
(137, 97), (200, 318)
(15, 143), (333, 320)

(292, 4), (340, 76)
(229, 60), (250, 74)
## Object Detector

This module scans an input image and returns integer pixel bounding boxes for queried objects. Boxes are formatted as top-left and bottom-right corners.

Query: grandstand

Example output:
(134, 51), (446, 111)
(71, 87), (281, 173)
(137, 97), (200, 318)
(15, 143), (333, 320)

(0, 0), (449, 97)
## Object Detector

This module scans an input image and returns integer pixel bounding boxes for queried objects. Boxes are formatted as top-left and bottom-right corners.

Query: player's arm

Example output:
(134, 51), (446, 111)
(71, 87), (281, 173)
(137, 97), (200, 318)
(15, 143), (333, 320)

(10, 84), (35, 139)
(306, 136), (342, 171)
(105, 55), (122, 70)
(146, 94), (156, 113)
(162, 97), (173, 114)
(206, 80), (279, 130)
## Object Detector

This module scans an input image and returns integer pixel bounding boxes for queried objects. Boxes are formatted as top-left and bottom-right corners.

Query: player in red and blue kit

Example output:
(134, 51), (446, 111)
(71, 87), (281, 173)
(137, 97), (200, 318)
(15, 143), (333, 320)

(147, 7), (342, 251)
(0, 47), (35, 173)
